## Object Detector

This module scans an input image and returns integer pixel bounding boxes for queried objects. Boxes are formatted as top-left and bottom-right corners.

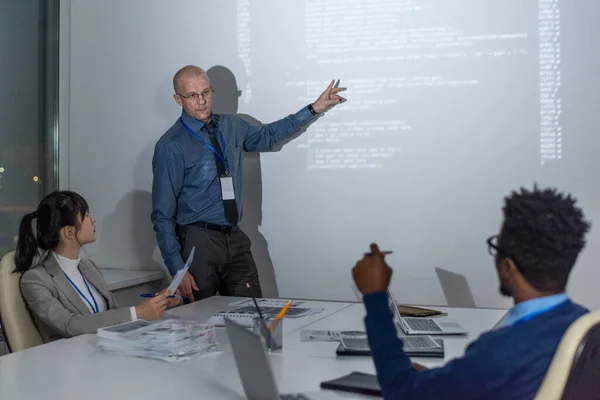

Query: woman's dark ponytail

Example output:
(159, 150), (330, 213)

(14, 191), (90, 274)
(14, 212), (39, 273)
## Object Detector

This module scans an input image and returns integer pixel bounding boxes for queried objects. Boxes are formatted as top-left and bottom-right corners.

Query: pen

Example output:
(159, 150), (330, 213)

(364, 251), (393, 256)
(139, 293), (185, 299)
(246, 282), (273, 343)
(246, 282), (266, 320)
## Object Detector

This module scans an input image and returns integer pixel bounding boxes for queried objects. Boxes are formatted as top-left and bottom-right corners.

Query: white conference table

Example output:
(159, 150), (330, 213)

(282, 303), (507, 369)
(0, 296), (506, 399)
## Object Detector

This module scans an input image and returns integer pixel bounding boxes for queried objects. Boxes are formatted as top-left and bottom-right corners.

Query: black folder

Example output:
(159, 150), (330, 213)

(320, 371), (382, 397)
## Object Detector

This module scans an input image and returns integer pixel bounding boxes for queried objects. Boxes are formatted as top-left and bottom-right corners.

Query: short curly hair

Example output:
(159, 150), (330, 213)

(498, 185), (591, 292)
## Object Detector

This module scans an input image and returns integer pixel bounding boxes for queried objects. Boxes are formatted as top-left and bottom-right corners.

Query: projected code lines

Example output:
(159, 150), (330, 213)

(304, 0), (528, 64)
(538, 0), (562, 165)
(237, 0), (252, 104)
(302, 0), (531, 170)
(237, 1), (556, 170)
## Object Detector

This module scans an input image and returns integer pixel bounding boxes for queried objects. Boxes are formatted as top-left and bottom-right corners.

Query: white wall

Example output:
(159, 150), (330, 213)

(61, 0), (600, 309)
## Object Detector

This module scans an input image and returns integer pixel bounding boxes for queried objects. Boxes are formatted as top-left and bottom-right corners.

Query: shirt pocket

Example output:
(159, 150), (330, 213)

(186, 150), (218, 180)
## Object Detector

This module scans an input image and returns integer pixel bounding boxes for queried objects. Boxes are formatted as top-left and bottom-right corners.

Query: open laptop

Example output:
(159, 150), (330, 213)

(336, 336), (444, 358)
(387, 289), (468, 335)
(224, 318), (342, 400)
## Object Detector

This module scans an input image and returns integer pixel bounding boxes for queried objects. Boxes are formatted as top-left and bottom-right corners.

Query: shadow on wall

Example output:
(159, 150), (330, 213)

(207, 65), (279, 297)
(94, 73), (175, 278)
(98, 190), (165, 275)
(435, 267), (477, 308)
(131, 140), (172, 286)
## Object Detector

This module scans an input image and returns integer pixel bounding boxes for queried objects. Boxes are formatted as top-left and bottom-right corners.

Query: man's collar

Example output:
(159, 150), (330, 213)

(502, 292), (568, 327)
(180, 110), (219, 132)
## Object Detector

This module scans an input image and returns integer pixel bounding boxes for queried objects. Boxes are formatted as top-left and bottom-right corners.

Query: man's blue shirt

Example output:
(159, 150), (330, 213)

(151, 106), (314, 274)
(501, 292), (568, 327)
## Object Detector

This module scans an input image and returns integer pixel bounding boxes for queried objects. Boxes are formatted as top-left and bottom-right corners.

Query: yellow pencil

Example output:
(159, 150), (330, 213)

(269, 301), (292, 332)
(275, 301), (292, 320)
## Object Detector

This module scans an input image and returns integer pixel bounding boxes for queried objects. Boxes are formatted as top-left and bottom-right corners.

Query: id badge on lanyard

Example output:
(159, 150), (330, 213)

(180, 118), (236, 201)
(220, 174), (235, 200)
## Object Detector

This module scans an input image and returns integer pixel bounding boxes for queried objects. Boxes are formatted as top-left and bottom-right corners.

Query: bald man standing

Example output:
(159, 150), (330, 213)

(151, 65), (345, 302)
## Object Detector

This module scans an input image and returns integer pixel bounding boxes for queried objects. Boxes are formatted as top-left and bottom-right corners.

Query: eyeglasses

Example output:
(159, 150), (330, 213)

(486, 235), (501, 256)
(486, 235), (523, 271)
(177, 87), (214, 101)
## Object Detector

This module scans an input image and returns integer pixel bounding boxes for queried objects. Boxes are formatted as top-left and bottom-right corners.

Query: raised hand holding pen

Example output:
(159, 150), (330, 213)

(352, 243), (393, 295)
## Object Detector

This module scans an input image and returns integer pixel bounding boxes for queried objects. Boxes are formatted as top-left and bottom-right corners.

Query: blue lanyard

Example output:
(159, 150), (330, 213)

(512, 299), (568, 326)
(180, 118), (230, 174)
(64, 272), (99, 313)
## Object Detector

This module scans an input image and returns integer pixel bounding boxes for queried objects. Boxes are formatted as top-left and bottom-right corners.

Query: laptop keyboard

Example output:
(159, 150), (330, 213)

(281, 394), (312, 400)
(402, 336), (437, 348)
(405, 318), (443, 332)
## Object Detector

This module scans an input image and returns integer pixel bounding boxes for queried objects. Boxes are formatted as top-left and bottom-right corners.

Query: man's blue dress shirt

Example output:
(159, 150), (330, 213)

(151, 106), (314, 274)
(501, 292), (568, 327)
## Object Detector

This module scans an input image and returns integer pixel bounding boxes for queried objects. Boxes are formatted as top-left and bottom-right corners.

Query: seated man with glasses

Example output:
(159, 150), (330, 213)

(352, 185), (590, 400)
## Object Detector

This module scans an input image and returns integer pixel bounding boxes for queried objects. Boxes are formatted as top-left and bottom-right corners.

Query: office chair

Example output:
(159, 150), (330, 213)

(535, 310), (600, 400)
(0, 251), (43, 352)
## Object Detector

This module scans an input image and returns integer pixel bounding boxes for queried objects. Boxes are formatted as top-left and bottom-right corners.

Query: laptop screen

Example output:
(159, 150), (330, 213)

(387, 288), (405, 324)
(224, 318), (280, 400)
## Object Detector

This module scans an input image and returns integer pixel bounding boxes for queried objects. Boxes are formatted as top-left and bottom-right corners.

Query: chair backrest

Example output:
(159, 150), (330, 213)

(0, 251), (43, 352)
(535, 310), (600, 400)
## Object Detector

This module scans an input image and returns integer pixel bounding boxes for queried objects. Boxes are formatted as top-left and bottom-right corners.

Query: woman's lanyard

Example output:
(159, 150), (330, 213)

(64, 272), (99, 313)
(180, 118), (230, 175)
(512, 299), (568, 326)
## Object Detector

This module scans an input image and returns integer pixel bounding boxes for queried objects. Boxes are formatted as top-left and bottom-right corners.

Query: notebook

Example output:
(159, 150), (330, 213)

(227, 305), (318, 318)
(336, 337), (445, 358)
(206, 312), (256, 328)
(320, 372), (381, 397)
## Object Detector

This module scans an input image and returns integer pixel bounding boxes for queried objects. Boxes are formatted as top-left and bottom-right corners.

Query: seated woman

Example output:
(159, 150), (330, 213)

(15, 190), (179, 342)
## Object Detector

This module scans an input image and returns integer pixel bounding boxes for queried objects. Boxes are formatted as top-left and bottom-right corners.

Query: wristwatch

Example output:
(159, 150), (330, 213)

(308, 103), (319, 116)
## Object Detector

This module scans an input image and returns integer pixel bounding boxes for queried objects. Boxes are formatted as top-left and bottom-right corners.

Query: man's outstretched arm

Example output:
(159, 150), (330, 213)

(243, 79), (346, 152)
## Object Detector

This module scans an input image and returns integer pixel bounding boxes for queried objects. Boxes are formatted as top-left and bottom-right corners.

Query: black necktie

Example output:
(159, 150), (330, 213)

(204, 121), (239, 226)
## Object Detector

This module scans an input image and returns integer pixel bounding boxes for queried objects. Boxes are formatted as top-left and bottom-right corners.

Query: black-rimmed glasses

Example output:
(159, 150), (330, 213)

(486, 235), (523, 271)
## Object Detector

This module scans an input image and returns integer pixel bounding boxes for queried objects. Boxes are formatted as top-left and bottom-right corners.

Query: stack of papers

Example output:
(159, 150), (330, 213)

(97, 319), (218, 362)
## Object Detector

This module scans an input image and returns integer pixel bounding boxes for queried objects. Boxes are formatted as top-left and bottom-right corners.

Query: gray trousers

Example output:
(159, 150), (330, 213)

(177, 224), (263, 301)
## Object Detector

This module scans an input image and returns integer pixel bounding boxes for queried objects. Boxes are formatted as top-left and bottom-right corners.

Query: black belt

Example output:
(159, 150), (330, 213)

(187, 221), (237, 233)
